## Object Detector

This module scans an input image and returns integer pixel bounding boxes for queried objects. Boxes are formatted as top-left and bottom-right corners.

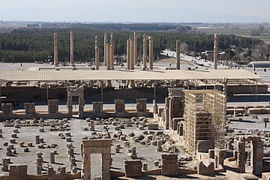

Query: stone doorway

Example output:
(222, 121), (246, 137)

(82, 139), (112, 180)
(67, 86), (85, 117)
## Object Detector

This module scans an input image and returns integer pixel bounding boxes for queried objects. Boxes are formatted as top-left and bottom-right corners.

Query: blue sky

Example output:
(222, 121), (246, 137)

(0, 0), (269, 22)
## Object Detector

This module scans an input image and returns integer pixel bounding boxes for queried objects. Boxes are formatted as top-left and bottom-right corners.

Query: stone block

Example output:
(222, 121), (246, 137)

(197, 140), (214, 153)
(24, 103), (36, 115)
(48, 100), (59, 114)
(9, 165), (27, 180)
(93, 102), (103, 114)
(147, 124), (159, 130)
(125, 160), (142, 177)
(197, 161), (215, 175)
(1, 103), (13, 115)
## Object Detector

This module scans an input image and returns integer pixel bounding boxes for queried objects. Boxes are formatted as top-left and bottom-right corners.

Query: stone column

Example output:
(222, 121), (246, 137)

(106, 43), (111, 70)
(214, 34), (218, 70)
(149, 36), (154, 70)
(53, 33), (59, 67)
(70, 31), (75, 67)
(104, 32), (108, 66)
(143, 34), (147, 70)
(127, 39), (130, 70)
(236, 141), (245, 173)
(133, 32), (137, 67)
(110, 33), (114, 70)
(95, 36), (100, 70)
(130, 37), (134, 70)
(176, 40), (180, 70)
(251, 138), (263, 175)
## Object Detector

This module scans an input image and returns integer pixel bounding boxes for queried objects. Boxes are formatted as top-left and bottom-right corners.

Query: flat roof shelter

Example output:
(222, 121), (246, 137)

(0, 69), (260, 82)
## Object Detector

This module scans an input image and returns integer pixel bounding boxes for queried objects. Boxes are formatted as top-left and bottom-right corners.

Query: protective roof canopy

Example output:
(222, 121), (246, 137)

(0, 69), (260, 82)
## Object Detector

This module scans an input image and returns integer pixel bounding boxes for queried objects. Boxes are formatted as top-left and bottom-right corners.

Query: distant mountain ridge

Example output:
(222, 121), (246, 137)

(0, 5), (269, 23)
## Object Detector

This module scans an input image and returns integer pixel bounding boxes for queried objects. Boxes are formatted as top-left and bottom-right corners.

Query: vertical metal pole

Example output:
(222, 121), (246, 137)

(154, 84), (157, 101)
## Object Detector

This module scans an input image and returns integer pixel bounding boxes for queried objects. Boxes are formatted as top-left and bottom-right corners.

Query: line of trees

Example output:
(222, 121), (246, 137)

(0, 25), (264, 63)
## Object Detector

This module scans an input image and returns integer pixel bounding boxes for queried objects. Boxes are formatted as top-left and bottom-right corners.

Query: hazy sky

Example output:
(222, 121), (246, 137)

(0, 0), (269, 22)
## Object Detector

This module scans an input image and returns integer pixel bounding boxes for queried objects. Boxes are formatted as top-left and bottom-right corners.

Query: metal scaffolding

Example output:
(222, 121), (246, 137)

(183, 90), (227, 156)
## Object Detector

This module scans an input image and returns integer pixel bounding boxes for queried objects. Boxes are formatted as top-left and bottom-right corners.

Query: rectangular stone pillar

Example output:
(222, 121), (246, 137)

(9, 165), (27, 180)
(161, 154), (178, 176)
(54, 33), (59, 67)
(176, 40), (180, 70)
(48, 99), (59, 114)
(169, 96), (184, 129)
(136, 98), (147, 113)
(102, 153), (111, 180)
(70, 31), (75, 67)
(125, 160), (142, 177)
(93, 102), (103, 114)
(251, 138), (263, 175)
(236, 141), (245, 173)
(24, 103), (36, 115)
(149, 36), (154, 70)
(115, 99), (125, 114)
(1, 103), (13, 115)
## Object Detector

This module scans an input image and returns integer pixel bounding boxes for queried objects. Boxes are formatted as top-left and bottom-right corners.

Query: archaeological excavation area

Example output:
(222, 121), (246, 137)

(1, 31), (270, 180)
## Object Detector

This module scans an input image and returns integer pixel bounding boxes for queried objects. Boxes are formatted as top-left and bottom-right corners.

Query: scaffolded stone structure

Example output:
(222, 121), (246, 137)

(183, 90), (226, 156)
(81, 139), (112, 180)
(67, 86), (85, 117)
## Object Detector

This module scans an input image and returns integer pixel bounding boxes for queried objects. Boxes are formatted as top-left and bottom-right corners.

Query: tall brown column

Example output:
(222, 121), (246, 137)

(176, 40), (180, 70)
(104, 32), (108, 66)
(95, 36), (100, 70)
(214, 34), (218, 70)
(70, 31), (75, 67)
(127, 39), (130, 70)
(106, 43), (111, 70)
(143, 34), (147, 70)
(149, 36), (154, 70)
(130, 37), (134, 70)
(53, 33), (59, 67)
(110, 33), (114, 70)
(133, 32), (137, 67)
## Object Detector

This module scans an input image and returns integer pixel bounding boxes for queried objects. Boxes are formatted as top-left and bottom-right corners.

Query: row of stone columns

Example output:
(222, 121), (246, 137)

(127, 33), (154, 70)
(53, 31), (75, 68)
(53, 31), (154, 70)
(104, 32), (114, 70)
